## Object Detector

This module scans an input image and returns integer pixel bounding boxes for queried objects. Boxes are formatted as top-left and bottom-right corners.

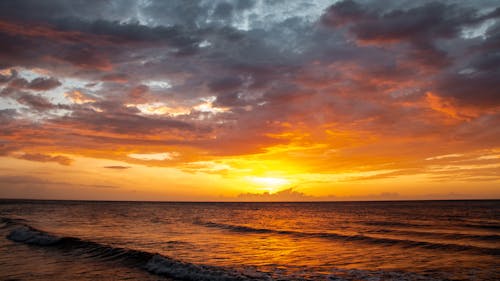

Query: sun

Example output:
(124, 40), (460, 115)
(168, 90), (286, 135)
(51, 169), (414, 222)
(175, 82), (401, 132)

(246, 176), (291, 193)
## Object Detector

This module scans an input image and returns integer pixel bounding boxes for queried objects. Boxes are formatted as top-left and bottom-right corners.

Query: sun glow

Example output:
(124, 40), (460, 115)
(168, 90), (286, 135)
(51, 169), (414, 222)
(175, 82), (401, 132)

(246, 176), (291, 193)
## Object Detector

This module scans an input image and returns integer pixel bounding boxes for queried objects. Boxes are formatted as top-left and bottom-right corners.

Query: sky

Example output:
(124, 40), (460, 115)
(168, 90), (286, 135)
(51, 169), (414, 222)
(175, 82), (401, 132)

(0, 0), (499, 201)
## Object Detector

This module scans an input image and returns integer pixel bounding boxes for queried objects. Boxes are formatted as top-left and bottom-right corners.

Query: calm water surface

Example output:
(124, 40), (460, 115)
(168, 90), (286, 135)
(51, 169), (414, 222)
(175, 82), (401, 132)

(0, 200), (499, 280)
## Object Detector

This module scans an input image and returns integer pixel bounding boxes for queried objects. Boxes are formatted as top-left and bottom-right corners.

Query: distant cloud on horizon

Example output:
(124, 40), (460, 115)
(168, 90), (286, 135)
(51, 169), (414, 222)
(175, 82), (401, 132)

(237, 188), (402, 202)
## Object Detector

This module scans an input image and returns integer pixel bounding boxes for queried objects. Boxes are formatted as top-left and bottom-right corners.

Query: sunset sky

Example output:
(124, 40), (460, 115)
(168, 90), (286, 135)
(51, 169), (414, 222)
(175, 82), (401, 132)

(0, 0), (499, 201)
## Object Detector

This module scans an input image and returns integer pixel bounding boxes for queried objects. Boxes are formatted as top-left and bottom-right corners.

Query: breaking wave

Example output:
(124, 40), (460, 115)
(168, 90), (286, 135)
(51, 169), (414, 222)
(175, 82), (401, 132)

(198, 221), (500, 256)
(1, 217), (272, 281)
(2, 217), (497, 281)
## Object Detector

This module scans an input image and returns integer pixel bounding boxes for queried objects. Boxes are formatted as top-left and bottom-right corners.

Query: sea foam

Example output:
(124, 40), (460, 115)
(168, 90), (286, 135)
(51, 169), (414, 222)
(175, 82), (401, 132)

(3, 218), (272, 281)
(7, 226), (60, 245)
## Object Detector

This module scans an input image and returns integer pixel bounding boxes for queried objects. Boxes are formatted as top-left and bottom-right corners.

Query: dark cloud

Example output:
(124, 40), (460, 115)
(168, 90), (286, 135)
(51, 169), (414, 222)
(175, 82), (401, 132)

(321, 0), (368, 26)
(213, 2), (234, 20)
(103, 165), (131, 169)
(322, 1), (493, 41)
(16, 92), (56, 111)
(8, 78), (28, 89)
(433, 29), (500, 107)
(62, 19), (203, 51)
(100, 73), (128, 83)
(0, 80), (68, 112)
(214, 92), (248, 107)
(27, 77), (61, 91)
(56, 107), (195, 135)
(17, 153), (73, 166)
(235, 0), (255, 10)
(62, 46), (113, 71)
(349, 2), (475, 41)
(0, 81), (63, 111)
(435, 70), (500, 107)
(0, 0), (130, 22)
(208, 77), (243, 92)
(128, 85), (149, 102)
(0, 0), (498, 174)
(479, 21), (500, 50)
(321, 1), (499, 69)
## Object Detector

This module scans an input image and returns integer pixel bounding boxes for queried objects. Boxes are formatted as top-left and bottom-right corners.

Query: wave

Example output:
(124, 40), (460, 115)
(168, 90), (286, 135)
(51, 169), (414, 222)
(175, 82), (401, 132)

(370, 228), (500, 242)
(1, 217), (488, 281)
(199, 221), (500, 256)
(1, 218), (273, 281)
(363, 220), (430, 228)
(365, 220), (500, 231)
(462, 223), (500, 230)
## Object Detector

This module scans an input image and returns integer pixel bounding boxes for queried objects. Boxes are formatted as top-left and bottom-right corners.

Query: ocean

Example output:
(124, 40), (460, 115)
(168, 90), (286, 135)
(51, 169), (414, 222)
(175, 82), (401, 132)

(0, 200), (498, 281)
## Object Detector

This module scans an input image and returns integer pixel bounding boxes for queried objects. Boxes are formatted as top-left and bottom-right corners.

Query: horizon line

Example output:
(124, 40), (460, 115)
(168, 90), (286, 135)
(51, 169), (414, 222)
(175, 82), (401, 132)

(1, 198), (499, 204)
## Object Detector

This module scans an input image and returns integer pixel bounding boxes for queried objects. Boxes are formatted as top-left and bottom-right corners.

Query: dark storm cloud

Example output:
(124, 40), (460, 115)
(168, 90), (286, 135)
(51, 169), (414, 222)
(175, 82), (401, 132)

(321, 0), (368, 26)
(208, 77), (243, 92)
(321, 1), (500, 69)
(235, 0), (255, 10)
(479, 21), (500, 50)
(56, 107), (195, 135)
(0, 0), (498, 166)
(214, 92), (248, 107)
(0, 24), (107, 70)
(61, 46), (113, 71)
(58, 19), (203, 52)
(214, 2), (234, 19)
(320, 0), (500, 106)
(0, 0), (137, 22)
(436, 71), (500, 107)
(0, 19), (204, 73)
(322, 1), (499, 40)
(432, 21), (500, 107)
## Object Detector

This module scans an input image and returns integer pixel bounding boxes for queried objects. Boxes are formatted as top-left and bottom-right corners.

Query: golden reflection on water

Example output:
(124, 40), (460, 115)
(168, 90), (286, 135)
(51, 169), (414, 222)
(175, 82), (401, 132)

(2, 201), (499, 280)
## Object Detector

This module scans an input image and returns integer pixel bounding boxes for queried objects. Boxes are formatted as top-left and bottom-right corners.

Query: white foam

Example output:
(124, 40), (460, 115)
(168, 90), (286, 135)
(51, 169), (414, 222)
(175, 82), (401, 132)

(7, 226), (60, 246)
(146, 254), (272, 281)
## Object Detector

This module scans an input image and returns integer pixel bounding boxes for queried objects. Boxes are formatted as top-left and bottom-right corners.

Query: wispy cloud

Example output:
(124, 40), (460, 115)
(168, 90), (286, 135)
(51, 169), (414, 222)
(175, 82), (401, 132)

(128, 152), (179, 161)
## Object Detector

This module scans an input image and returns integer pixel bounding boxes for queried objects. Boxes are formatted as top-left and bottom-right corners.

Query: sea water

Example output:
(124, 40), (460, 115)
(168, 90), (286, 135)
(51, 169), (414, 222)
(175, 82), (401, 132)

(0, 200), (498, 280)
